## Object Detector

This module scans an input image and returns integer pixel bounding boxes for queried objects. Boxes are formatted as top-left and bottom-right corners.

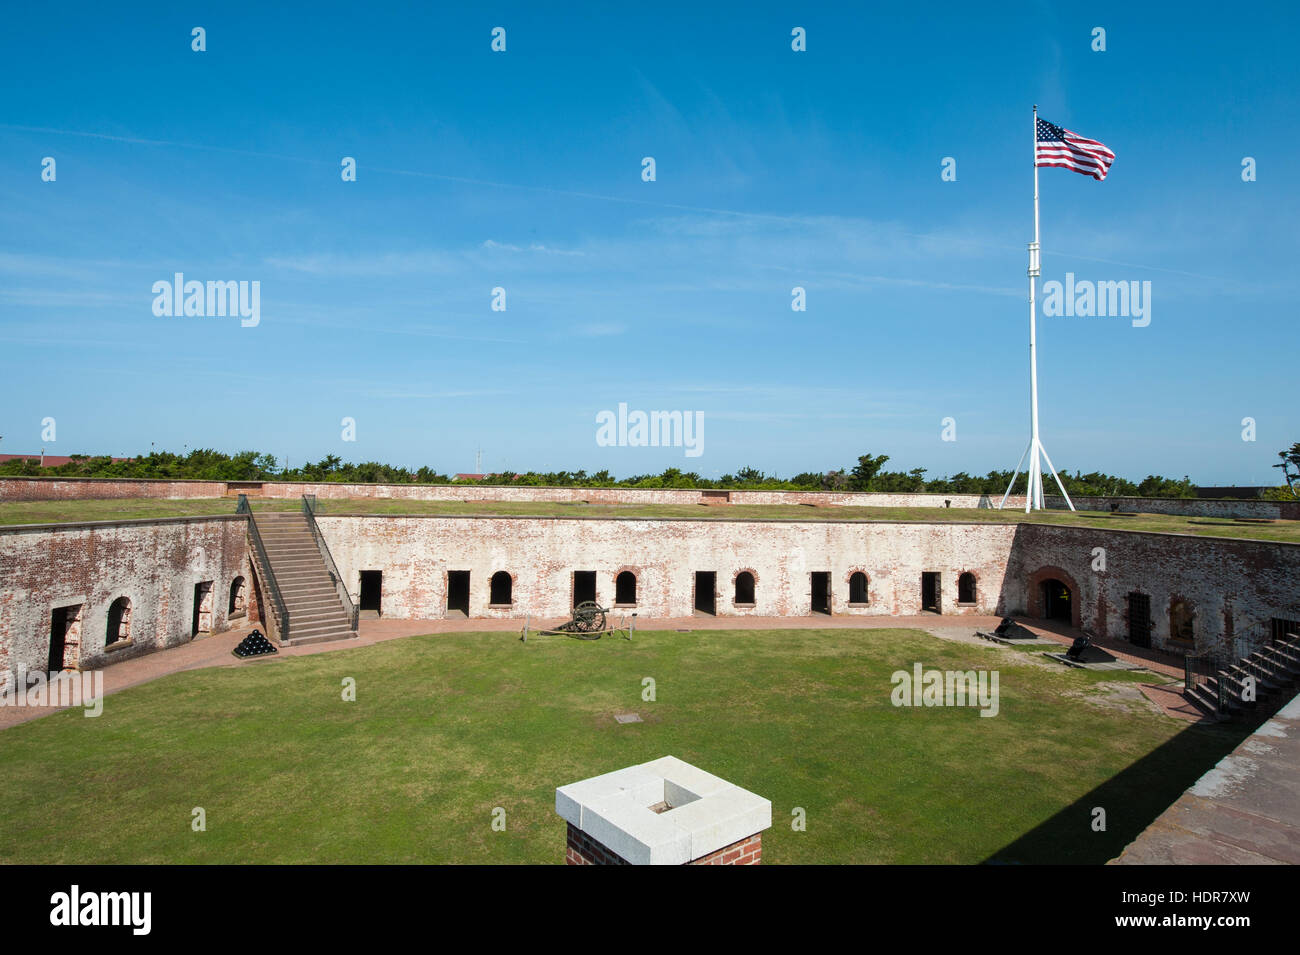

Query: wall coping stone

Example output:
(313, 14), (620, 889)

(0, 514), (246, 535)
(556, 755), (772, 865)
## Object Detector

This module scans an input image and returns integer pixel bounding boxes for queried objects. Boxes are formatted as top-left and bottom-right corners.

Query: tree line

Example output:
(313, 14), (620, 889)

(3, 446), (1283, 498)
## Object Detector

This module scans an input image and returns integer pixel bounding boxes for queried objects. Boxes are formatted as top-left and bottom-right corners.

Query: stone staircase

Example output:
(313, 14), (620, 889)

(1186, 632), (1300, 720)
(250, 511), (357, 647)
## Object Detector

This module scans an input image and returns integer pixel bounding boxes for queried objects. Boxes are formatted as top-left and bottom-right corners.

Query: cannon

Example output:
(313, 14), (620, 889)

(554, 601), (609, 637)
(524, 601), (630, 641)
(1066, 634), (1093, 661)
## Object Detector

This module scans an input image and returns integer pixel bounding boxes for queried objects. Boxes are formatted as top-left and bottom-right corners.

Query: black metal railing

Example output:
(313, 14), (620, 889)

(1184, 652), (1227, 711)
(237, 494), (291, 642)
(302, 495), (358, 632)
(1230, 617), (1298, 661)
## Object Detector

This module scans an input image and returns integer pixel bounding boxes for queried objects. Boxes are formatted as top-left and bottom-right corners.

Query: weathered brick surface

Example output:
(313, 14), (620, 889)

(4, 476), (1293, 519)
(4, 513), (1298, 675)
(688, 832), (762, 865)
(0, 478), (229, 502)
(565, 823), (630, 865)
(315, 515), (1019, 620)
(1004, 524), (1300, 657)
(565, 823), (761, 865)
(0, 516), (252, 673)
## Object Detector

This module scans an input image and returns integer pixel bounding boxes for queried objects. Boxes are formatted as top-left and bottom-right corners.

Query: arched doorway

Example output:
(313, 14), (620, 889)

(1040, 579), (1072, 622)
(106, 596), (132, 647)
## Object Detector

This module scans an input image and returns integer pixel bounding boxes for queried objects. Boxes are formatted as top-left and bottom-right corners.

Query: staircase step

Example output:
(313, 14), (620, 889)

(284, 629), (357, 648)
(1261, 646), (1300, 669)
(288, 621), (354, 641)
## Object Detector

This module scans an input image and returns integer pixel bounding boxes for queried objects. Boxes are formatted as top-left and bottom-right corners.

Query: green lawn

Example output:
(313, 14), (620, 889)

(0, 628), (1248, 864)
(2, 495), (1298, 543)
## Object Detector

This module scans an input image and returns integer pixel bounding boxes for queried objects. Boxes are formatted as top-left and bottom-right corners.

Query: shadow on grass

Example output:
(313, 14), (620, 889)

(984, 716), (1258, 865)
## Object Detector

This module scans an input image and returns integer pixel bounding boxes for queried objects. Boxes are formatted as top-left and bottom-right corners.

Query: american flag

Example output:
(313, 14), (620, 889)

(1035, 118), (1115, 181)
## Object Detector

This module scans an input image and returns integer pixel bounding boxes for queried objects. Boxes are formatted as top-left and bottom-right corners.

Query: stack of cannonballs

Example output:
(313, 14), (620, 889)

(232, 629), (278, 659)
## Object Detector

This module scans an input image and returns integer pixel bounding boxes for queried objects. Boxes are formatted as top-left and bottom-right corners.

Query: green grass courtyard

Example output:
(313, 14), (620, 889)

(0, 627), (1249, 864)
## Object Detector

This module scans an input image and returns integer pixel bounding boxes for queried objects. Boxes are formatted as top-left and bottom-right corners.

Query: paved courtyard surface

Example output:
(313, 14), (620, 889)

(1113, 691), (1300, 864)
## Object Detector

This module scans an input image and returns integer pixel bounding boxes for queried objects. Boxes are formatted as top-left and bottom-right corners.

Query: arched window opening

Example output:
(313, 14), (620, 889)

(490, 571), (513, 606)
(957, 572), (976, 604)
(848, 572), (869, 604)
(734, 571), (756, 605)
(615, 571), (637, 605)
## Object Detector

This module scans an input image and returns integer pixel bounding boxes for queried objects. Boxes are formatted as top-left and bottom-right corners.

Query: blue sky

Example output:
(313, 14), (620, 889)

(1, 2), (1296, 483)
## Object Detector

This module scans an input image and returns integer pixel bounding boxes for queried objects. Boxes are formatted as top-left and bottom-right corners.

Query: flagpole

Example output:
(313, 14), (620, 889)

(999, 104), (1075, 513)
(1026, 104), (1042, 512)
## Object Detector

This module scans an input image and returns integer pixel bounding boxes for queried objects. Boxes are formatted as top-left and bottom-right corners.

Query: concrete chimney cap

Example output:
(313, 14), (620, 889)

(556, 755), (772, 865)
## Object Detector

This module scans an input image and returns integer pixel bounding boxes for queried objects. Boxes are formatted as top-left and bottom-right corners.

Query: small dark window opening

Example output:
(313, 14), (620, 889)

(615, 571), (637, 605)
(734, 572), (756, 605)
(957, 573), (976, 604)
(849, 572), (869, 604)
(490, 571), (513, 606)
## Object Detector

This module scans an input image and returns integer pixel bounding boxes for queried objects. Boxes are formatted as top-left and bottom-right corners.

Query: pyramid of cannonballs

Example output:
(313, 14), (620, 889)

(232, 629), (278, 659)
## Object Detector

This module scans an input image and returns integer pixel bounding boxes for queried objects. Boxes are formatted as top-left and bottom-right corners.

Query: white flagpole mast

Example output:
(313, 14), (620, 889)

(1026, 104), (1044, 512)
(1001, 105), (1076, 513)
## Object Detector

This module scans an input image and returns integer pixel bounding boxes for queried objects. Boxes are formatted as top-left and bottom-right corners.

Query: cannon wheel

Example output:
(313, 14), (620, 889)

(571, 601), (607, 634)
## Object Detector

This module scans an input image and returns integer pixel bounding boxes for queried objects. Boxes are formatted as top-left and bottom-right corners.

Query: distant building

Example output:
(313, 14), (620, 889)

(453, 473), (521, 482)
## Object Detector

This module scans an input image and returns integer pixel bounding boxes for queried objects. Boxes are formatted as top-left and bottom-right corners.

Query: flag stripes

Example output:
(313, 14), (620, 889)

(1035, 118), (1115, 181)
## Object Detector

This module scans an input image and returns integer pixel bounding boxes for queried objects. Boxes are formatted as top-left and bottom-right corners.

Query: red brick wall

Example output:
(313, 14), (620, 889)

(0, 516), (252, 673)
(4, 475), (1295, 519)
(1007, 523), (1300, 657)
(689, 833), (762, 865)
(565, 822), (762, 865)
(565, 823), (630, 865)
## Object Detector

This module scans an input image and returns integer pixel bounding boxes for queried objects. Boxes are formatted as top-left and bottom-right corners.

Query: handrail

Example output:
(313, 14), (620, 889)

(237, 495), (291, 642)
(302, 495), (359, 632)
(1217, 615), (1298, 661)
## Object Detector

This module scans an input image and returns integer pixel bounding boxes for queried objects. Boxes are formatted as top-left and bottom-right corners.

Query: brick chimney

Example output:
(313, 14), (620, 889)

(556, 756), (771, 865)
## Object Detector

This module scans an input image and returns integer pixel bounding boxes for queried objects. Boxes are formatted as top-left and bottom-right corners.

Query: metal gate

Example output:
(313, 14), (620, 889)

(1128, 592), (1152, 648)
